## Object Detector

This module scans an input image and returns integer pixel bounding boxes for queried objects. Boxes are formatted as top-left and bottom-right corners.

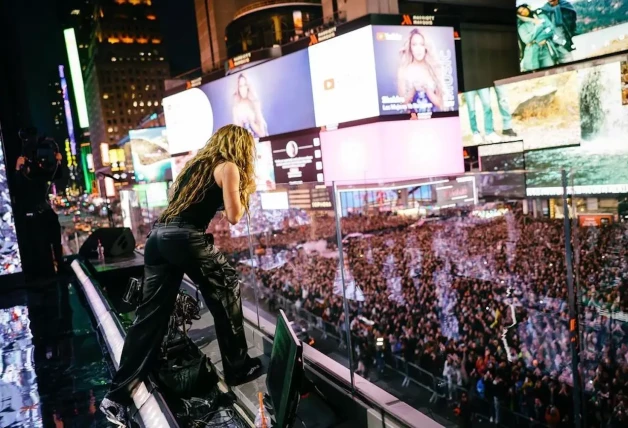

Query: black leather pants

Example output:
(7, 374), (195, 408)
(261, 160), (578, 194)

(107, 221), (248, 404)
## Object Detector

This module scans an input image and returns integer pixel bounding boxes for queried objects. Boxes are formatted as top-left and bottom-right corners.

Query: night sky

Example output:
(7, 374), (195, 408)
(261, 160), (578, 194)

(3, 0), (200, 138)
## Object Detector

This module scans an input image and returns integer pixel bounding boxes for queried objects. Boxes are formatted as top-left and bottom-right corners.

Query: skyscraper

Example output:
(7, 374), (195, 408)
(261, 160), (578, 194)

(83, 0), (169, 193)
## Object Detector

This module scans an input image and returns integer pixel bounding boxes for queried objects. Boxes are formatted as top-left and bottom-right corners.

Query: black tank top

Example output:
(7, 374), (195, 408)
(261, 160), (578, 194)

(175, 163), (224, 228)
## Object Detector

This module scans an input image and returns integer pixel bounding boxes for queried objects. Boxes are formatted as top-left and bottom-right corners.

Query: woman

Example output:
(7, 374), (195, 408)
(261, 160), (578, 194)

(100, 125), (262, 426)
(397, 28), (445, 113)
(517, 4), (569, 71)
(232, 73), (268, 138)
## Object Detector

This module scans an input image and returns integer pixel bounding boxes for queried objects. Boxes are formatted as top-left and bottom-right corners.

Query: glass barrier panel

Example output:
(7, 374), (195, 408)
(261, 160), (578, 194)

(242, 182), (350, 361)
(569, 168), (628, 428)
(334, 170), (574, 427)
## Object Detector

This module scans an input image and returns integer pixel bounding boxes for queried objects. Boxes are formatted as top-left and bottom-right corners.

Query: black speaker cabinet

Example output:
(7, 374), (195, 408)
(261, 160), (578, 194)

(79, 227), (136, 258)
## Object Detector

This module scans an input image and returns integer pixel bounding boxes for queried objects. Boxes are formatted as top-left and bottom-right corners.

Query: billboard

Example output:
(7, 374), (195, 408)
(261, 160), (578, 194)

(164, 50), (316, 154)
(264, 131), (324, 185)
(526, 61), (628, 195)
(308, 26), (380, 126)
(203, 49), (316, 138)
(129, 127), (172, 183)
(459, 71), (581, 150)
(319, 117), (464, 185)
(372, 25), (458, 117)
(516, 0), (628, 72)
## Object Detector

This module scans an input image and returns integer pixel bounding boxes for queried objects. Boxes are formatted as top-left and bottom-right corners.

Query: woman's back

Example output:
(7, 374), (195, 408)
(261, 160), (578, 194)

(173, 162), (224, 228)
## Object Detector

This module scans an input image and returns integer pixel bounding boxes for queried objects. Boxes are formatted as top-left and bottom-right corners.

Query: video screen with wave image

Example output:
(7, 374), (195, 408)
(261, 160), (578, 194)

(478, 142), (527, 198)
(459, 71), (581, 150)
(526, 61), (628, 195)
(229, 192), (311, 238)
(516, 0), (628, 72)
(129, 127), (172, 184)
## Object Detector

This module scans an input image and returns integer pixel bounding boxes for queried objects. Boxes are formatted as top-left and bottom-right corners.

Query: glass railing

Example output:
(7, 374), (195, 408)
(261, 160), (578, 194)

(58, 168), (628, 427)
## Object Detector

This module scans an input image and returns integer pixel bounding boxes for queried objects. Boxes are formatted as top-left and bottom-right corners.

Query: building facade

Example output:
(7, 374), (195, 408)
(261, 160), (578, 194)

(83, 0), (169, 193)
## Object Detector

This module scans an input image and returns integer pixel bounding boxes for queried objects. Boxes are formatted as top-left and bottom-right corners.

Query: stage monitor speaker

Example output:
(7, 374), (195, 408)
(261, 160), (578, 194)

(79, 227), (136, 258)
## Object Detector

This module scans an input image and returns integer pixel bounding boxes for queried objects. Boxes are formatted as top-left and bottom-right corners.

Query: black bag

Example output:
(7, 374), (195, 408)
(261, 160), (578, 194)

(156, 333), (218, 399)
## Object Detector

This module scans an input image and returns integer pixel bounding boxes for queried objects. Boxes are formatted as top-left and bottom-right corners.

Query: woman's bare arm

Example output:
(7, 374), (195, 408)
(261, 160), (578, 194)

(215, 162), (244, 225)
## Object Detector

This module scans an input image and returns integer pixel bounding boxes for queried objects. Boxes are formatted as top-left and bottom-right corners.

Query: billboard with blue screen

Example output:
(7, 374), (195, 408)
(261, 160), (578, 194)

(129, 127), (172, 183)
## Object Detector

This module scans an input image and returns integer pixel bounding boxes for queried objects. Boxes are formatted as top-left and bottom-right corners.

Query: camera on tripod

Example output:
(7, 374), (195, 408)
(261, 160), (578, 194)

(18, 127), (60, 176)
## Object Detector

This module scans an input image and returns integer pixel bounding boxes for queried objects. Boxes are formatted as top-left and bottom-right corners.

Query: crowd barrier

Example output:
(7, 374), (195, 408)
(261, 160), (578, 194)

(241, 281), (551, 428)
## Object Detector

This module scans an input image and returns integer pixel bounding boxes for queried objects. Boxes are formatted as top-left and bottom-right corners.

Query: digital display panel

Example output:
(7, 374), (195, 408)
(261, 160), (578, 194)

(459, 71), (581, 150)
(129, 127), (172, 183)
(478, 141), (527, 198)
(308, 26), (380, 126)
(163, 88), (213, 155)
(526, 61), (628, 195)
(264, 132), (324, 185)
(372, 25), (458, 117)
(516, 0), (628, 72)
(319, 117), (464, 185)
(202, 50), (316, 138)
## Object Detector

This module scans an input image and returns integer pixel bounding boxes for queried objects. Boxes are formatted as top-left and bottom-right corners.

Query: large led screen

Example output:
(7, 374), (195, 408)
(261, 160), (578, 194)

(163, 88), (213, 155)
(459, 71), (581, 150)
(478, 141), (527, 198)
(202, 50), (315, 138)
(129, 127), (172, 183)
(319, 117), (464, 185)
(373, 25), (458, 117)
(308, 26), (380, 126)
(516, 0), (628, 72)
(526, 61), (628, 195)
(264, 131), (324, 185)
(164, 50), (316, 154)
(0, 129), (21, 275)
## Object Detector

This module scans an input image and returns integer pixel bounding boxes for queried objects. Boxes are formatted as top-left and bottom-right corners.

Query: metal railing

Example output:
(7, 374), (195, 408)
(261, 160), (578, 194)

(243, 282), (551, 428)
(234, 0), (321, 20)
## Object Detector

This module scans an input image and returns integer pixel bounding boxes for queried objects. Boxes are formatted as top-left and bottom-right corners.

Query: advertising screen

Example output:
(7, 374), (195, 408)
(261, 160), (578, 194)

(478, 141), (527, 198)
(129, 127), (172, 183)
(372, 25), (458, 117)
(516, 0), (628, 72)
(202, 49), (316, 138)
(163, 88), (214, 155)
(526, 61), (628, 195)
(459, 70), (581, 150)
(264, 131), (324, 185)
(308, 26), (380, 126)
(319, 117), (464, 185)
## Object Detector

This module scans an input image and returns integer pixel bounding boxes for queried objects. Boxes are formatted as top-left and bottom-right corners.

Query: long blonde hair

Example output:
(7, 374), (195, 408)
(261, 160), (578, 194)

(160, 124), (256, 222)
(399, 28), (445, 99)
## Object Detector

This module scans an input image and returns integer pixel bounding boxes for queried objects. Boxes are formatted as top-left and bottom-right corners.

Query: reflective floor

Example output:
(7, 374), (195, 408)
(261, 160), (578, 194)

(0, 282), (111, 427)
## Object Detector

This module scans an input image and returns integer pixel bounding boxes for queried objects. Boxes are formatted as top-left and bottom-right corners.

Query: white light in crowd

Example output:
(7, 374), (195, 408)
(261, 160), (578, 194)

(147, 101), (152, 106)
(154, 100), (159, 106)
(139, 101), (144, 107)
(133, 101), (138, 107)
(121, 173), (128, 179)
(113, 174), (120, 179)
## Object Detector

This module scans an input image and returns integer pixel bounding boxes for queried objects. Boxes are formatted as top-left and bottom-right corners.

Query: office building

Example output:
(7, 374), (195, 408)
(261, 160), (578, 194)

(83, 0), (169, 192)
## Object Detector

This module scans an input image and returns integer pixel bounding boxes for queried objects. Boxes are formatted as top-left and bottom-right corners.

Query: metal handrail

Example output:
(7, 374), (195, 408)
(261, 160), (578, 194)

(234, 0), (321, 20)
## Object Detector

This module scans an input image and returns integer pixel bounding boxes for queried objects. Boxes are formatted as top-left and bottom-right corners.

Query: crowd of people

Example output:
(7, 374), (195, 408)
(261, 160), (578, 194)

(209, 204), (628, 427)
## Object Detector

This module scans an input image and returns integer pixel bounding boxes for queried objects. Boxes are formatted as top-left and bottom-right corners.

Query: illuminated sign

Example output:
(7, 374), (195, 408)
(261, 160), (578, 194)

(401, 15), (435, 26)
(63, 28), (89, 128)
(309, 27), (337, 46)
(228, 52), (252, 69)
(100, 143), (110, 165)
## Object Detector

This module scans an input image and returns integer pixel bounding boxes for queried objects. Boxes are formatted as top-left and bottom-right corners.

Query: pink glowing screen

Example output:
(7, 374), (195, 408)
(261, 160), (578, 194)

(320, 117), (464, 184)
